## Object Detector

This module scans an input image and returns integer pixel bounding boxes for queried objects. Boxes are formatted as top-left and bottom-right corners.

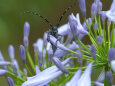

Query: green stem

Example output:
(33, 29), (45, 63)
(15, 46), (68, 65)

(111, 23), (114, 47)
(7, 71), (25, 83)
(26, 49), (35, 72)
(98, 15), (103, 35)
(77, 40), (90, 53)
(24, 64), (32, 76)
(107, 23), (111, 50)
(17, 68), (25, 77)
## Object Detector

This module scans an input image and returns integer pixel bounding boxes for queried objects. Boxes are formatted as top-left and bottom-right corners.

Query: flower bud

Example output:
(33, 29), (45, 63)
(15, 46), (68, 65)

(23, 37), (29, 49)
(7, 77), (15, 86)
(106, 71), (113, 85)
(96, 36), (103, 46)
(8, 45), (15, 61)
(78, 0), (86, 18)
(91, 3), (98, 19)
(108, 48), (115, 62)
(24, 22), (30, 38)
(91, 44), (96, 60)
(19, 45), (26, 64)
(94, 22), (98, 30)
(99, 11), (106, 23)
(23, 68), (27, 76)
(52, 57), (69, 73)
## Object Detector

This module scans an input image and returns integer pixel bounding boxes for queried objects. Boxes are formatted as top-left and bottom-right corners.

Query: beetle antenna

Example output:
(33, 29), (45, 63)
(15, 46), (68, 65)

(24, 11), (54, 28)
(56, 2), (76, 27)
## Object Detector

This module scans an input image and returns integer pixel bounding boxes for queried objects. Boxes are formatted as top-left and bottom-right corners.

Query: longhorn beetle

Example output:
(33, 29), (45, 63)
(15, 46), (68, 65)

(25, 2), (76, 43)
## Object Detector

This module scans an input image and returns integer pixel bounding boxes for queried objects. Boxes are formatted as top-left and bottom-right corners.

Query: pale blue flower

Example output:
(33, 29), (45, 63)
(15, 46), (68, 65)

(111, 60), (115, 72)
(54, 42), (78, 59)
(77, 63), (92, 86)
(94, 82), (115, 86)
(0, 69), (7, 76)
(8, 45), (15, 61)
(94, 82), (104, 86)
(96, 71), (105, 82)
(23, 68), (27, 76)
(78, 0), (86, 17)
(106, 71), (113, 85)
(49, 35), (71, 51)
(24, 22), (30, 38)
(58, 24), (73, 45)
(91, 44), (96, 60)
(66, 69), (82, 86)
(108, 48), (115, 62)
(7, 77), (15, 86)
(35, 66), (41, 75)
(19, 45), (26, 64)
(22, 58), (70, 86)
(34, 38), (43, 53)
(68, 13), (88, 40)
(58, 24), (71, 36)
(100, 0), (115, 22)
(66, 63), (92, 86)
(0, 61), (11, 66)
(52, 57), (69, 73)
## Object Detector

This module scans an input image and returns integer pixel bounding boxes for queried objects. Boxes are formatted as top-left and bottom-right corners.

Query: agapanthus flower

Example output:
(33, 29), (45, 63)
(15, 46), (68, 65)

(7, 77), (15, 86)
(68, 13), (88, 40)
(0, 69), (7, 76)
(0, 61), (11, 66)
(58, 24), (73, 45)
(78, 0), (86, 18)
(108, 48), (115, 62)
(23, 22), (30, 49)
(8, 45), (15, 61)
(100, 0), (115, 22)
(106, 71), (113, 85)
(1, 0), (115, 86)
(52, 57), (69, 73)
(22, 58), (70, 86)
(111, 60), (115, 72)
(91, 0), (102, 18)
(66, 63), (92, 86)
(19, 45), (26, 64)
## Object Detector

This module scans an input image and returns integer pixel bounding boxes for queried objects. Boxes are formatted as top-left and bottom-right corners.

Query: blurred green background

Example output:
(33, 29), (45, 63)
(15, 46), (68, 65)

(0, 0), (112, 86)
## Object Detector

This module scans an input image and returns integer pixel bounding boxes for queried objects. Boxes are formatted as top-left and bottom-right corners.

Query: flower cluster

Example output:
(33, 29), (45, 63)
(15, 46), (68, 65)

(0, 0), (115, 86)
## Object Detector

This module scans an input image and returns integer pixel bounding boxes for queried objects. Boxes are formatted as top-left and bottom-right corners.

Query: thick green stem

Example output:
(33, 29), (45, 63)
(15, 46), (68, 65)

(26, 49), (35, 72)
(107, 23), (111, 50)
(24, 64), (32, 76)
(111, 23), (114, 47)
(7, 71), (25, 83)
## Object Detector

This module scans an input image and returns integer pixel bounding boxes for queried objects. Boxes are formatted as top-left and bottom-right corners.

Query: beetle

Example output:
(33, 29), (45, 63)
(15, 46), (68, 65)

(25, 2), (76, 42)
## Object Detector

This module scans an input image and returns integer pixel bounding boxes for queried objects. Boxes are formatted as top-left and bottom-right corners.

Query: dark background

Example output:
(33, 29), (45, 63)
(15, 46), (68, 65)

(0, 0), (112, 85)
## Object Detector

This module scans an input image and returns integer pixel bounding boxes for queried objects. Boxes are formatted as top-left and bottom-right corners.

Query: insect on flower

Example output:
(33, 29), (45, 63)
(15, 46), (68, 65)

(24, 2), (76, 42)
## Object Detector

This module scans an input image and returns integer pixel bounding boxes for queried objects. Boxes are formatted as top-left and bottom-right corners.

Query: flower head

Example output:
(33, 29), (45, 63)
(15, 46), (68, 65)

(66, 63), (92, 86)
(100, 0), (115, 22)
(22, 58), (70, 86)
